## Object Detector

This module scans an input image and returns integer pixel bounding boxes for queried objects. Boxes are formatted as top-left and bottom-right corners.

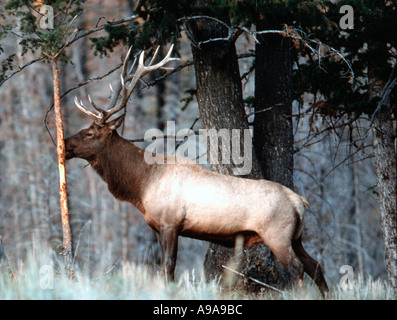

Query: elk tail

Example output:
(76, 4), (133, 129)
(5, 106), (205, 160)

(293, 196), (309, 240)
(300, 196), (309, 209)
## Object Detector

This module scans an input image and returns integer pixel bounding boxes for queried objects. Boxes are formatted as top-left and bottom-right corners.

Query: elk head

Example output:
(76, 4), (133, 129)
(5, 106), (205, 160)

(65, 45), (178, 161)
(65, 115), (125, 161)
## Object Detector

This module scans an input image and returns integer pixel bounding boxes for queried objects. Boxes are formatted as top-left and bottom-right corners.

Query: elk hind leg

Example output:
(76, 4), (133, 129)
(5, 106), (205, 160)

(292, 235), (329, 295)
(262, 234), (304, 289)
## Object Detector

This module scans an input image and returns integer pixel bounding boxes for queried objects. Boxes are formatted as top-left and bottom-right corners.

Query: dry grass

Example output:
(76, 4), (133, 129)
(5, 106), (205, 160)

(0, 248), (395, 300)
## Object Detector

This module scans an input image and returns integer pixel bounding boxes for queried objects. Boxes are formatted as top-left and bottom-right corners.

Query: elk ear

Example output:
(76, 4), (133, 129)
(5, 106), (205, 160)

(107, 114), (126, 131)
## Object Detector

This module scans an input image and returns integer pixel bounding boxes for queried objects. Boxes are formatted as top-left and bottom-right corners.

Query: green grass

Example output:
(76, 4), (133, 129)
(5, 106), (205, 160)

(0, 249), (395, 300)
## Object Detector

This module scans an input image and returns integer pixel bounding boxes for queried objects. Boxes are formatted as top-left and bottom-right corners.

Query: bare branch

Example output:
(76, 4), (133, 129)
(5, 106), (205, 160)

(245, 103), (284, 118)
(178, 16), (354, 78)
(222, 265), (282, 293)
(66, 15), (139, 48)
(146, 60), (193, 88)
(369, 63), (397, 126)
(178, 15), (231, 30)
(0, 57), (44, 86)
(294, 114), (362, 154)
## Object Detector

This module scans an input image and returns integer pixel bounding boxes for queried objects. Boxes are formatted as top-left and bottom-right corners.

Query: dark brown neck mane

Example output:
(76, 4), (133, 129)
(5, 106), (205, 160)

(89, 131), (153, 213)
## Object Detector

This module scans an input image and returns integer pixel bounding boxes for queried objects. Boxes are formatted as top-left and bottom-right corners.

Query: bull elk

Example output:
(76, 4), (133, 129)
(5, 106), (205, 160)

(65, 45), (329, 295)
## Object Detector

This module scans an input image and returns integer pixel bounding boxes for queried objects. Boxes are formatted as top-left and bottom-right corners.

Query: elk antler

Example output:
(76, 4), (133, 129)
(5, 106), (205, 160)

(74, 45), (179, 125)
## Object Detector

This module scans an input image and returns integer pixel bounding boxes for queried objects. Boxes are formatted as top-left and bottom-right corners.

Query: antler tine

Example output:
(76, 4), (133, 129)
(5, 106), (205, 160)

(100, 47), (134, 114)
(88, 94), (105, 114)
(121, 46), (134, 78)
(74, 96), (103, 124)
(148, 45), (161, 67)
(144, 44), (179, 73)
(127, 45), (178, 90)
(127, 53), (139, 79)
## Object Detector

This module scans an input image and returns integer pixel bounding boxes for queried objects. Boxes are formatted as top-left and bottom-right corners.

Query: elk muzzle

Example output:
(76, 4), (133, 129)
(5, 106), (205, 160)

(64, 138), (76, 160)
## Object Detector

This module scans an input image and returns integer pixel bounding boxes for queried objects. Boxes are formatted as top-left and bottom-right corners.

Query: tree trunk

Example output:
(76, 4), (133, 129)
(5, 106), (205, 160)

(368, 55), (397, 291)
(254, 34), (294, 189)
(253, 31), (295, 288)
(352, 152), (364, 276)
(0, 234), (7, 272)
(372, 104), (397, 290)
(51, 60), (73, 273)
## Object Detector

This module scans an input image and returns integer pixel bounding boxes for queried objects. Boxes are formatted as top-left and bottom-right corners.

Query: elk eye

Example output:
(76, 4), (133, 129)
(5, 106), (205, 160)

(86, 132), (93, 137)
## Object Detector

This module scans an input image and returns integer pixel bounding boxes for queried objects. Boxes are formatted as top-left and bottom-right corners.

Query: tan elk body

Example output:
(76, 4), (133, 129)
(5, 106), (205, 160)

(65, 46), (329, 295)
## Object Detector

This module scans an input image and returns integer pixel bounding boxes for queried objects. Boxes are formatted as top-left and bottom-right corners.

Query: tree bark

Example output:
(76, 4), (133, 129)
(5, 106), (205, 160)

(254, 34), (294, 189)
(0, 234), (7, 271)
(368, 53), (397, 291)
(372, 104), (397, 290)
(253, 31), (295, 288)
(51, 60), (73, 273)
(352, 152), (364, 276)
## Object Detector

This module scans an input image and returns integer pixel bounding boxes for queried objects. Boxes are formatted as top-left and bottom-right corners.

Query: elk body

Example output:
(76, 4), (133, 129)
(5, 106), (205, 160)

(65, 46), (329, 295)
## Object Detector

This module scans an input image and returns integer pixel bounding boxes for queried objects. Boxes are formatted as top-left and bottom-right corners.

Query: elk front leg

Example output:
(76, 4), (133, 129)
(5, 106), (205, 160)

(157, 228), (178, 282)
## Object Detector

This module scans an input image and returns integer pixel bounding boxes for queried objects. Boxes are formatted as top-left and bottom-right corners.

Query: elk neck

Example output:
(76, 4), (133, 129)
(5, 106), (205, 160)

(89, 131), (153, 213)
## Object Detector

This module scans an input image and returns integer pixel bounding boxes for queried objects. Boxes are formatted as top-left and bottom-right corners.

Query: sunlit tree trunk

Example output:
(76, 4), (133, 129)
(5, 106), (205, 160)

(51, 59), (73, 273)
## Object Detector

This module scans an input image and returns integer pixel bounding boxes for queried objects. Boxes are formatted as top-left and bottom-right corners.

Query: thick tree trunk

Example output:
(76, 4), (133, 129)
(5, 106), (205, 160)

(368, 58), (397, 291)
(254, 34), (294, 189)
(52, 60), (73, 273)
(372, 105), (397, 290)
(253, 32), (295, 288)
